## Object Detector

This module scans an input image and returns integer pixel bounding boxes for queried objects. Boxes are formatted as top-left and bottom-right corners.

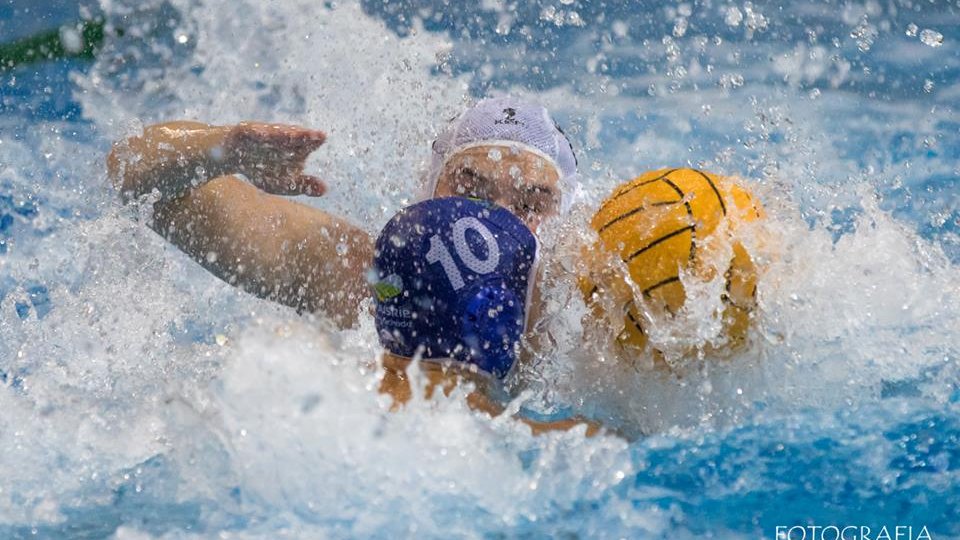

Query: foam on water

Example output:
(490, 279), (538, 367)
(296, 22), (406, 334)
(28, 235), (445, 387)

(1, 0), (958, 537)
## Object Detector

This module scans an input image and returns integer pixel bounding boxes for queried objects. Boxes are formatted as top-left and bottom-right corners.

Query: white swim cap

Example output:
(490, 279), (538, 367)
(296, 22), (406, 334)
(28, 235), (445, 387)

(423, 96), (580, 213)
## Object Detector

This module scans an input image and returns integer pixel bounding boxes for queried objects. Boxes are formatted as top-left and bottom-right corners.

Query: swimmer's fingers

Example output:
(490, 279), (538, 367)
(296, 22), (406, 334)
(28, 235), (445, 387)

(287, 129), (327, 152)
(294, 174), (327, 197)
(230, 123), (326, 154)
(227, 124), (324, 173)
(256, 173), (327, 197)
(227, 123), (328, 194)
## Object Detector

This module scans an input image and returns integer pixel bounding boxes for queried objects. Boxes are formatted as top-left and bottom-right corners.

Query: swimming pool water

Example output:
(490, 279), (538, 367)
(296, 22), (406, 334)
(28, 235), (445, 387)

(1, 0), (958, 538)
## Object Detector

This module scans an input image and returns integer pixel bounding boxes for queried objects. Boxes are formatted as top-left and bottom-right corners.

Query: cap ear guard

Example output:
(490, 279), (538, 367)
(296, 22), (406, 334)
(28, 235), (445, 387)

(553, 120), (578, 168)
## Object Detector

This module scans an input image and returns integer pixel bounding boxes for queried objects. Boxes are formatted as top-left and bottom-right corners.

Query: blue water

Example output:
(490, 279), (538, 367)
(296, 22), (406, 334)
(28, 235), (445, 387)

(1, 0), (958, 538)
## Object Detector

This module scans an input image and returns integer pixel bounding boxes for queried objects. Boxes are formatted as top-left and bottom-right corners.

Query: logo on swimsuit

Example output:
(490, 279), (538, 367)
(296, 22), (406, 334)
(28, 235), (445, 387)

(374, 273), (404, 301)
(494, 107), (523, 126)
(376, 303), (413, 320)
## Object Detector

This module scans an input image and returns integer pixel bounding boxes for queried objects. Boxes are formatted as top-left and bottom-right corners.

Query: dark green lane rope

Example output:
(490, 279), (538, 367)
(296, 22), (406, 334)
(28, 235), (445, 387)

(0, 19), (106, 72)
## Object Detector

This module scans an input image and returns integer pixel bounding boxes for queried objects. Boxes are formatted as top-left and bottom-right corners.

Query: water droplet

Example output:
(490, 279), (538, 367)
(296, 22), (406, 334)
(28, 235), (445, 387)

(719, 73), (744, 89)
(920, 29), (943, 48)
(59, 26), (84, 54)
(850, 18), (877, 52)
(905, 23), (918, 37)
(611, 20), (628, 38)
(336, 242), (349, 256)
(673, 18), (688, 38)
(743, 3), (769, 33)
(725, 7), (743, 27)
(923, 79), (935, 93)
(487, 148), (502, 162)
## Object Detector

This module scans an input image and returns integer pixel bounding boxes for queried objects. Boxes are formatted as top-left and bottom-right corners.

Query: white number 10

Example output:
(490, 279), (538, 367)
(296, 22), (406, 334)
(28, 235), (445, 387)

(425, 217), (501, 291)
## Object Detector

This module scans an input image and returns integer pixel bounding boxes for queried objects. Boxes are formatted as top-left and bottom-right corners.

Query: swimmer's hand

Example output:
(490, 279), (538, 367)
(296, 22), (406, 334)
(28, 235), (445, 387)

(522, 415), (604, 437)
(225, 122), (328, 197)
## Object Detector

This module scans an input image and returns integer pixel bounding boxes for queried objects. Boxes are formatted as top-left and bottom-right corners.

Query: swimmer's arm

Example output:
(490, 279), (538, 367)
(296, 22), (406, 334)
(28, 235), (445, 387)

(107, 121), (326, 201)
(381, 362), (606, 436)
(108, 121), (371, 327)
(466, 392), (603, 436)
(151, 175), (372, 327)
(519, 415), (602, 436)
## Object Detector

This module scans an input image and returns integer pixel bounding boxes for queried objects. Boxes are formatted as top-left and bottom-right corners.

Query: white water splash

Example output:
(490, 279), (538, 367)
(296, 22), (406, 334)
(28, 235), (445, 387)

(0, 0), (956, 535)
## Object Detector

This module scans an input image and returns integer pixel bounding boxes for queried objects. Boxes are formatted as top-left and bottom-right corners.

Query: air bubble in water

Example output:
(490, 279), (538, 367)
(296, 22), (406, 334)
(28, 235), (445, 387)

(920, 29), (943, 48)
(905, 23), (918, 37)
(923, 79), (934, 93)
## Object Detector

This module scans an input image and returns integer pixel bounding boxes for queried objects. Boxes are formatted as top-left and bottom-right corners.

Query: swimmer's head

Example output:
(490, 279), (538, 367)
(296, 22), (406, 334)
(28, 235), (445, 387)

(371, 197), (538, 379)
(424, 97), (579, 230)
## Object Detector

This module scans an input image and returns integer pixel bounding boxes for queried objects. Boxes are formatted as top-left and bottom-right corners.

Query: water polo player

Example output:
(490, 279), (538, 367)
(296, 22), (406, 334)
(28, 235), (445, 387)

(107, 96), (576, 329)
(108, 97), (594, 432)
(371, 196), (597, 433)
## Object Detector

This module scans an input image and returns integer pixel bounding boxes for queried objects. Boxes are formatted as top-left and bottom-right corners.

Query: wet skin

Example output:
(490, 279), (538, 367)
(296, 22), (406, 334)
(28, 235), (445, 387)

(432, 143), (562, 232)
(108, 121), (598, 435)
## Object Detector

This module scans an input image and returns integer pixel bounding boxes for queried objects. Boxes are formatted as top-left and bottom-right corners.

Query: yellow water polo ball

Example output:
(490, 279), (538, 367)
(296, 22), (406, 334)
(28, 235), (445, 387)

(580, 168), (763, 365)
